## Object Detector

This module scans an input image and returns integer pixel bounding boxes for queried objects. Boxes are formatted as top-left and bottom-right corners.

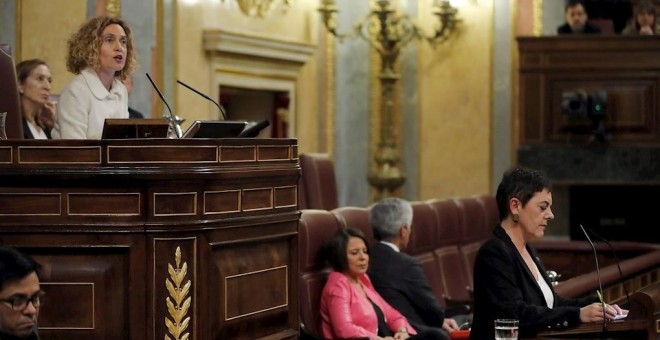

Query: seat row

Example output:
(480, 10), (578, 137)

(298, 194), (500, 339)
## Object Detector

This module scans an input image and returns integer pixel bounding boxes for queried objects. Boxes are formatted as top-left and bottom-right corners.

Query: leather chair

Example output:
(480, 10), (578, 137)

(427, 198), (473, 310)
(299, 209), (342, 339)
(454, 197), (490, 290)
(331, 206), (374, 247)
(475, 194), (500, 232)
(0, 46), (23, 139)
(406, 201), (449, 309)
(299, 153), (339, 211)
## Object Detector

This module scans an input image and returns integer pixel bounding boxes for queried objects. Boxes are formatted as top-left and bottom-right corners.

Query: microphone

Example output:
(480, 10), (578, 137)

(584, 226), (631, 309)
(238, 119), (270, 138)
(579, 224), (606, 331)
(176, 79), (228, 121)
(145, 73), (183, 138)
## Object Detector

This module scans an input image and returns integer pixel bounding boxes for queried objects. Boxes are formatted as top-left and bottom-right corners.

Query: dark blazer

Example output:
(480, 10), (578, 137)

(22, 117), (51, 139)
(469, 226), (598, 339)
(368, 242), (449, 338)
(557, 22), (601, 34)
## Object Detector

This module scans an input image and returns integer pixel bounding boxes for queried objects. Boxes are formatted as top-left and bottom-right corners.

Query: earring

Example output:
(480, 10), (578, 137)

(512, 214), (520, 223)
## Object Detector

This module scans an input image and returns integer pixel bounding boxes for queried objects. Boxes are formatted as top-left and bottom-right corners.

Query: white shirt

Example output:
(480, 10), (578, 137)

(27, 120), (48, 139)
(534, 263), (555, 308)
(52, 68), (128, 139)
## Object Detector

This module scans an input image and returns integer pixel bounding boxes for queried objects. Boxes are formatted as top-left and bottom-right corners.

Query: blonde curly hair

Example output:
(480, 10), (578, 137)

(66, 16), (137, 81)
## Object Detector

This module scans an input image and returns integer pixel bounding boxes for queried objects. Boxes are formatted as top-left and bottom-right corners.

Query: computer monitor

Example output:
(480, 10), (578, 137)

(102, 118), (170, 139)
(182, 120), (247, 138)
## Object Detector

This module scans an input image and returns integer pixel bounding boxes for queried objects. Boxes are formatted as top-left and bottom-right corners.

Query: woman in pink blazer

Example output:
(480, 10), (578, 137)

(320, 227), (440, 340)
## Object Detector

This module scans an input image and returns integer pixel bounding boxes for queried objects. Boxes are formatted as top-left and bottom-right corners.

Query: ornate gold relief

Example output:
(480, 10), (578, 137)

(223, 0), (291, 18)
(533, 0), (543, 36)
(165, 247), (192, 340)
(107, 0), (121, 18)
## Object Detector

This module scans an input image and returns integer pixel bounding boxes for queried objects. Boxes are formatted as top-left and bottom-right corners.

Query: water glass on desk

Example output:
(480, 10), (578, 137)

(494, 319), (519, 340)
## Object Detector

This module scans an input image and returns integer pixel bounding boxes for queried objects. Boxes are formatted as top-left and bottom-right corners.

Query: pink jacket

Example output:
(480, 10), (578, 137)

(320, 271), (416, 339)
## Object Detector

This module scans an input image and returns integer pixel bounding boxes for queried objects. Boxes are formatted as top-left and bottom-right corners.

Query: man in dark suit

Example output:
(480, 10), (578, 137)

(557, 0), (601, 34)
(367, 198), (469, 340)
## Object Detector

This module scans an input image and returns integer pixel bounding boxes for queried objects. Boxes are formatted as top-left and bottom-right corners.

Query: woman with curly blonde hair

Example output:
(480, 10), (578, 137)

(52, 16), (137, 139)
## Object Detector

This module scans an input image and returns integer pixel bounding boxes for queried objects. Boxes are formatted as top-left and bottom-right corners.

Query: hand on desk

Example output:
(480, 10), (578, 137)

(580, 302), (629, 323)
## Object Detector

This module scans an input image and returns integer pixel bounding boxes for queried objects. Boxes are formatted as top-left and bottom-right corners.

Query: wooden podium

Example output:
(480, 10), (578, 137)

(536, 282), (660, 339)
(0, 138), (300, 340)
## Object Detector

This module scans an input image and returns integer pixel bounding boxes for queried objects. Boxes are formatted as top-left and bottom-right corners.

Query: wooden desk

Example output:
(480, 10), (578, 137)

(536, 282), (660, 339)
(0, 138), (300, 340)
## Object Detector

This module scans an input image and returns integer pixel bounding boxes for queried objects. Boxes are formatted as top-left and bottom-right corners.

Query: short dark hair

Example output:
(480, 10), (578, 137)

(566, 0), (586, 12)
(495, 167), (552, 221)
(325, 227), (369, 272)
(0, 247), (41, 291)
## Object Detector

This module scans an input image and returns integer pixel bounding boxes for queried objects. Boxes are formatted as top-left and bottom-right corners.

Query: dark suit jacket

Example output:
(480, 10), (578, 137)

(557, 22), (601, 34)
(22, 117), (51, 139)
(368, 242), (448, 337)
(469, 226), (598, 339)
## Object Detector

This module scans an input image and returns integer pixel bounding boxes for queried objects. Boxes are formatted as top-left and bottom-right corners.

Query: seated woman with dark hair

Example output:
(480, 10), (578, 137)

(320, 227), (441, 340)
(623, 0), (657, 35)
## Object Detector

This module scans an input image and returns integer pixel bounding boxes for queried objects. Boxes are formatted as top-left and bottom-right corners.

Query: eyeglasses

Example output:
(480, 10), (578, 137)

(0, 291), (45, 311)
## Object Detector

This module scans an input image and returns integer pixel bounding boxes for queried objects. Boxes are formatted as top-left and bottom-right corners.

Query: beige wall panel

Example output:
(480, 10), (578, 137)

(176, 0), (320, 129)
(418, 0), (494, 199)
(296, 56), (319, 153)
(20, 0), (86, 94)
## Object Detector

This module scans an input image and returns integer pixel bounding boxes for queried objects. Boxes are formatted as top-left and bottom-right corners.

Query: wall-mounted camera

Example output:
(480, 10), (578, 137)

(561, 89), (609, 142)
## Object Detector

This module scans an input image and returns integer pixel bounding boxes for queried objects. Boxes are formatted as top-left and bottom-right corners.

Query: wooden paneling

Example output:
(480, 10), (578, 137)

(0, 138), (300, 340)
(517, 36), (660, 145)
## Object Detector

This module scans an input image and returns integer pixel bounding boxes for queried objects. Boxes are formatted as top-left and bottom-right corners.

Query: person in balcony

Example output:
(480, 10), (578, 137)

(557, 0), (601, 34)
(469, 167), (627, 340)
(622, 0), (657, 35)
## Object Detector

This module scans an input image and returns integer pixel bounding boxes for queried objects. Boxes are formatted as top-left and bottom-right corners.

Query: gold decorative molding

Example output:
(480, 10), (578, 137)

(107, 0), (121, 17)
(325, 31), (336, 156)
(223, 0), (291, 18)
(533, 0), (543, 37)
(165, 246), (192, 340)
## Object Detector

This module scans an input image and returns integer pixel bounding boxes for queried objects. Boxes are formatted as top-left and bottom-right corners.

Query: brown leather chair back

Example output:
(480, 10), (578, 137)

(332, 206), (374, 247)
(427, 198), (472, 305)
(0, 47), (23, 139)
(407, 201), (448, 307)
(299, 153), (339, 211)
(299, 209), (342, 339)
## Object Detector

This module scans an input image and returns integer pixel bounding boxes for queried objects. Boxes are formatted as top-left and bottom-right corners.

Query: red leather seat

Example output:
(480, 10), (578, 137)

(299, 153), (338, 211)
(299, 209), (342, 339)
(427, 198), (472, 308)
(0, 46), (23, 139)
(331, 206), (374, 247)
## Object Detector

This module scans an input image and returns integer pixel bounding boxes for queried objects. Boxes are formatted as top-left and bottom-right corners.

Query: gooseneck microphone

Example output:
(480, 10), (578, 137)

(145, 73), (182, 138)
(580, 224), (606, 331)
(585, 227), (631, 309)
(176, 80), (228, 121)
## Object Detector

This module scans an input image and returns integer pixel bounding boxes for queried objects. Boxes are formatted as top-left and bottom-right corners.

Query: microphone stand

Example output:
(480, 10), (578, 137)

(580, 224), (607, 333)
(145, 73), (183, 138)
(586, 227), (631, 309)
